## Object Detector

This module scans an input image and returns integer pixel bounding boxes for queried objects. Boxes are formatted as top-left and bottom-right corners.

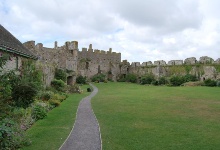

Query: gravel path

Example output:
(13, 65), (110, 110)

(59, 84), (102, 150)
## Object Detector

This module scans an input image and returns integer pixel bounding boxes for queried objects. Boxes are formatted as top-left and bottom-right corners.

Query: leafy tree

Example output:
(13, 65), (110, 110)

(55, 68), (67, 82)
(12, 83), (37, 108)
(76, 75), (87, 84)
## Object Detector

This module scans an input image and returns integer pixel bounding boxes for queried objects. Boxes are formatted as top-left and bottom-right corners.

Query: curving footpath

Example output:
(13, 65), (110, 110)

(59, 84), (102, 150)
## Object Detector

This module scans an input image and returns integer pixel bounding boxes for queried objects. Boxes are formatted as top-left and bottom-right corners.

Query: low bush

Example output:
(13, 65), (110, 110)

(49, 99), (61, 107)
(204, 79), (217, 87)
(76, 75), (87, 84)
(14, 108), (35, 131)
(117, 77), (126, 82)
(32, 105), (47, 121)
(87, 88), (92, 92)
(12, 83), (38, 108)
(170, 75), (185, 86)
(125, 74), (137, 83)
(141, 74), (155, 85)
(151, 80), (159, 86)
(0, 118), (30, 149)
(158, 76), (167, 85)
(68, 84), (82, 93)
(183, 81), (203, 87)
(91, 74), (106, 82)
(51, 93), (67, 102)
(38, 91), (54, 101)
(184, 74), (198, 82)
(51, 79), (66, 92)
(217, 80), (220, 87)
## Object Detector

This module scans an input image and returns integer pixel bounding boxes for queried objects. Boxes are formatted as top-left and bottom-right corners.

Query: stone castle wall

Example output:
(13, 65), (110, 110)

(124, 56), (220, 81)
(24, 40), (78, 86)
(77, 44), (121, 80)
(23, 39), (220, 84)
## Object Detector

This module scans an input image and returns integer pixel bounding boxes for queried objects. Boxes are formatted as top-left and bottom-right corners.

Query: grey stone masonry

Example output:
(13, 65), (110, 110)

(168, 60), (183, 65)
(199, 56), (214, 64)
(154, 60), (166, 65)
(184, 57), (197, 64)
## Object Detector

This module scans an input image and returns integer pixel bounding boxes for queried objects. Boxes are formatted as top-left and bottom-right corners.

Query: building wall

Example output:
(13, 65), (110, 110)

(23, 39), (220, 83)
(0, 51), (22, 73)
(77, 44), (121, 80)
(24, 41), (78, 86)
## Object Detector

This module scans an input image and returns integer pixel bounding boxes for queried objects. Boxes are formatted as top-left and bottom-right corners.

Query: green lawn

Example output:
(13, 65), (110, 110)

(22, 85), (91, 150)
(92, 82), (220, 150)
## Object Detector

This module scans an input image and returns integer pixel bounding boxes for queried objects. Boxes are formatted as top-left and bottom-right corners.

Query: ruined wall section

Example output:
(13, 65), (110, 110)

(78, 44), (121, 80)
(126, 56), (220, 80)
(24, 40), (78, 86)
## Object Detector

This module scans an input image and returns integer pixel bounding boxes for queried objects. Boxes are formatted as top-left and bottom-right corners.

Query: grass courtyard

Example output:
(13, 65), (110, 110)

(92, 82), (220, 150)
(22, 85), (91, 150)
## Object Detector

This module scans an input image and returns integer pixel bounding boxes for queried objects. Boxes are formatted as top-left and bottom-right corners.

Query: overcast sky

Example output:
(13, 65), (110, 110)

(0, 0), (220, 63)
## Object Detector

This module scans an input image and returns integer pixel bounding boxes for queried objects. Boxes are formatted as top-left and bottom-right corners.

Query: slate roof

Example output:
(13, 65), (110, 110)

(0, 24), (37, 59)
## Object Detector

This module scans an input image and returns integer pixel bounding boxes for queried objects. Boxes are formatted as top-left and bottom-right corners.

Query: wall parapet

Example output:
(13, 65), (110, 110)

(129, 56), (220, 68)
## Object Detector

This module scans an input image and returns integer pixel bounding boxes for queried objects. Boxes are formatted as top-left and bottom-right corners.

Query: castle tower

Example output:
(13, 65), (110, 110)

(54, 41), (58, 49)
(72, 41), (78, 58)
(88, 44), (93, 52)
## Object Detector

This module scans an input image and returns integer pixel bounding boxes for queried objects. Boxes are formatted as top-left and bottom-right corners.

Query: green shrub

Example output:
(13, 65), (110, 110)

(21, 59), (43, 90)
(12, 83), (38, 108)
(91, 74), (106, 82)
(0, 118), (30, 149)
(87, 88), (92, 92)
(217, 80), (220, 87)
(184, 74), (198, 82)
(76, 75), (87, 84)
(117, 77), (126, 82)
(158, 76), (167, 85)
(125, 74), (137, 83)
(151, 80), (159, 86)
(13, 107), (35, 131)
(51, 93), (67, 102)
(49, 99), (61, 107)
(51, 79), (66, 92)
(141, 74), (155, 85)
(204, 79), (217, 87)
(38, 91), (54, 101)
(55, 68), (67, 82)
(67, 84), (82, 93)
(170, 75), (185, 86)
(32, 105), (47, 121)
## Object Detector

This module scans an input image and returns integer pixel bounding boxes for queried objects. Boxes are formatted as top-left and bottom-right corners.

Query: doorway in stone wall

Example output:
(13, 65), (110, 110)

(98, 65), (101, 73)
(67, 76), (73, 85)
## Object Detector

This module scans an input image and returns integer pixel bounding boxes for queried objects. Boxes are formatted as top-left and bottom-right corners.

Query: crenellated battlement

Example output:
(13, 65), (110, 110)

(130, 56), (220, 68)
(78, 44), (121, 65)
(79, 44), (120, 56)
(23, 39), (220, 83)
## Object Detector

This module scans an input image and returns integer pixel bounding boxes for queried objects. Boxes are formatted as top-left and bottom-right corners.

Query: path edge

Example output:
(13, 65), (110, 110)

(58, 96), (82, 150)
(58, 83), (102, 150)
(90, 83), (103, 150)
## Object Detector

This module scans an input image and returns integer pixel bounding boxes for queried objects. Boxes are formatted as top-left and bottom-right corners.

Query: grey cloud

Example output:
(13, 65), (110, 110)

(106, 0), (202, 33)
(0, 0), (219, 62)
